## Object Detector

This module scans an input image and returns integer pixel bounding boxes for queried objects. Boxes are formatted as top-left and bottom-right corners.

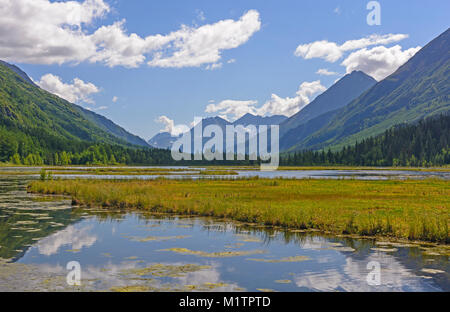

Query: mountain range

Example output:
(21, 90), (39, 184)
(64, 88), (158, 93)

(281, 28), (450, 152)
(149, 28), (449, 154)
(148, 113), (288, 149)
(280, 70), (377, 137)
(1, 27), (448, 163)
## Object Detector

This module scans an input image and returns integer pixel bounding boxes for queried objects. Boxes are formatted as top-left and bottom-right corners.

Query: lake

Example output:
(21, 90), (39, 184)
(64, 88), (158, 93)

(0, 170), (448, 292)
(1, 166), (449, 180)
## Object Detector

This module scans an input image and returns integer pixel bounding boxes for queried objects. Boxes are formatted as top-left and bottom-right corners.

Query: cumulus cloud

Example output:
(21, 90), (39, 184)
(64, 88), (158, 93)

(156, 116), (190, 136)
(206, 100), (259, 121)
(294, 251), (431, 292)
(147, 10), (261, 68)
(0, 0), (108, 65)
(316, 68), (339, 76)
(112, 96), (118, 103)
(206, 63), (223, 70)
(341, 45), (421, 80)
(206, 81), (326, 119)
(0, 0), (260, 68)
(37, 73), (100, 104)
(37, 225), (97, 256)
(257, 80), (326, 116)
(295, 33), (408, 62)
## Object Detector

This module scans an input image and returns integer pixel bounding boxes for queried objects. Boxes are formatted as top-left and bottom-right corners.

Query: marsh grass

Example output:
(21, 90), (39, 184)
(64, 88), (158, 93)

(28, 177), (449, 243)
(0, 167), (240, 176)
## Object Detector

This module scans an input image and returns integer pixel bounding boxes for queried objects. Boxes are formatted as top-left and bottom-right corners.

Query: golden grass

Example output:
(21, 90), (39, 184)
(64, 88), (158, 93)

(0, 167), (239, 176)
(28, 177), (450, 243)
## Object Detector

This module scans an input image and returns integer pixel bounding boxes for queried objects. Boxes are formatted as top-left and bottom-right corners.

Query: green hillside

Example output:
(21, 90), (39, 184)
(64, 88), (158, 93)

(280, 71), (376, 137)
(0, 61), (159, 164)
(281, 113), (450, 167)
(76, 106), (149, 147)
(288, 28), (450, 152)
(0, 62), (130, 144)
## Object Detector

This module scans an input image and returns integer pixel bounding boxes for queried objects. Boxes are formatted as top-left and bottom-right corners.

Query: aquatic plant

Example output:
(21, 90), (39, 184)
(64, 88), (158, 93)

(28, 177), (450, 243)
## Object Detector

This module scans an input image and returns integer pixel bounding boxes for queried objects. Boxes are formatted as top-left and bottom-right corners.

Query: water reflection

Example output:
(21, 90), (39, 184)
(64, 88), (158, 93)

(37, 225), (97, 256)
(0, 166), (449, 180)
(0, 176), (448, 292)
(293, 253), (438, 292)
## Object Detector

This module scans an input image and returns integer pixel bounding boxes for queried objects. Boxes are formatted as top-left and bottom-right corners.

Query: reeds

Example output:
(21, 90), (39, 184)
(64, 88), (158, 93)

(28, 177), (450, 243)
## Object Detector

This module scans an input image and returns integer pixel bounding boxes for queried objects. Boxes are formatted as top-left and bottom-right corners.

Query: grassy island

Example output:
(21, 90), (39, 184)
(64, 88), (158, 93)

(28, 177), (449, 243)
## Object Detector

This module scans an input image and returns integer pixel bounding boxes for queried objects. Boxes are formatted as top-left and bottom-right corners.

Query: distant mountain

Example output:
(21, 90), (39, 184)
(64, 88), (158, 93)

(234, 113), (287, 126)
(148, 132), (180, 149)
(280, 70), (376, 137)
(76, 106), (149, 147)
(148, 114), (287, 149)
(285, 27), (450, 152)
(280, 109), (339, 151)
(148, 116), (231, 150)
(203, 116), (232, 129)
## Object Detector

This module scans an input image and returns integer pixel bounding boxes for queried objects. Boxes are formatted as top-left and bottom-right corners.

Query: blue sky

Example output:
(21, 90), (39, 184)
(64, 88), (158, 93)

(3, 0), (449, 140)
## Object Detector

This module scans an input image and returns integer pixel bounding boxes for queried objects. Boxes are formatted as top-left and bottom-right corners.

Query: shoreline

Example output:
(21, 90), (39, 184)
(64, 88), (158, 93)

(28, 177), (450, 244)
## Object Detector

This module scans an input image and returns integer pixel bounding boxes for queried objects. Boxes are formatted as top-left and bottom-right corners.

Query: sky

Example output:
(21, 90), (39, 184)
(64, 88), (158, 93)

(0, 0), (449, 140)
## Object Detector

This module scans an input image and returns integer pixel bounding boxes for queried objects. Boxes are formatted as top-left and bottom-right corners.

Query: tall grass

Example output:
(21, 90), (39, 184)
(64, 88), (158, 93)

(28, 177), (449, 243)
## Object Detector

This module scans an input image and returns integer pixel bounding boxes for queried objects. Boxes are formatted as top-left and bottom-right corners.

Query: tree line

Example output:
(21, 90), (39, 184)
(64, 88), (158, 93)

(280, 114), (450, 167)
(1, 114), (448, 167)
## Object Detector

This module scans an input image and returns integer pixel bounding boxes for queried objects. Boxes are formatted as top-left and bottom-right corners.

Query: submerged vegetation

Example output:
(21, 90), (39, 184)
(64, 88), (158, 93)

(29, 177), (449, 243)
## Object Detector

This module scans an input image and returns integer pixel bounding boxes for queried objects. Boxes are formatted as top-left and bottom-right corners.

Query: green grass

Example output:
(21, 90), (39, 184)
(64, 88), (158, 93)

(28, 177), (449, 243)
(0, 166), (241, 175)
(0, 167), (236, 176)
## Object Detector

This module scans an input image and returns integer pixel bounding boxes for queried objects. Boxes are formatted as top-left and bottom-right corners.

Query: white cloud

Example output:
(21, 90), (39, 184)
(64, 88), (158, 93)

(316, 68), (339, 76)
(0, 0), (108, 65)
(295, 40), (342, 62)
(95, 105), (108, 110)
(112, 96), (118, 103)
(257, 80), (326, 116)
(334, 6), (342, 15)
(37, 225), (97, 256)
(147, 10), (261, 68)
(294, 249), (432, 292)
(156, 116), (190, 136)
(295, 34), (409, 62)
(341, 45), (421, 80)
(0, 1), (260, 69)
(206, 80), (326, 119)
(206, 100), (259, 121)
(206, 63), (223, 70)
(227, 59), (236, 64)
(37, 73), (100, 104)
(196, 9), (206, 22)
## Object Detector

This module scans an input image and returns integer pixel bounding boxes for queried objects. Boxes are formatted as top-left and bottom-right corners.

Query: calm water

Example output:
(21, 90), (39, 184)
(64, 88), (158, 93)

(0, 173), (448, 292)
(1, 166), (449, 180)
